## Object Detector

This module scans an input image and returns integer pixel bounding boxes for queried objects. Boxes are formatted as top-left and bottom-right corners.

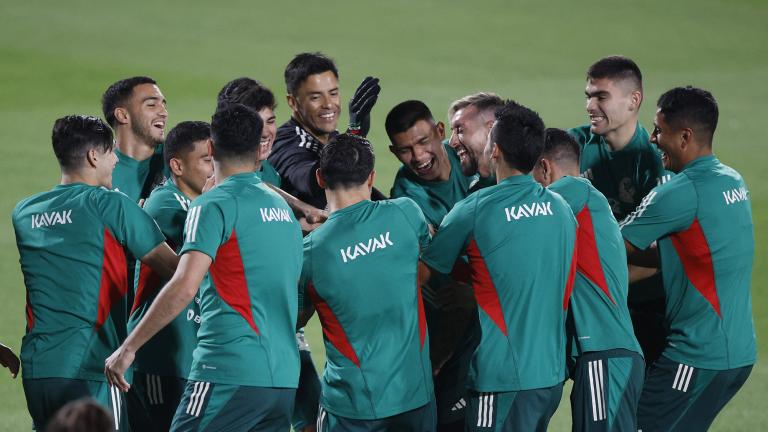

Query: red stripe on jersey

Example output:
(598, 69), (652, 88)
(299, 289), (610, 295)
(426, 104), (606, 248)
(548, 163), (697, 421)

(96, 229), (128, 331)
(210, 230), (260, 334)
(575, 207), (615, 304)
(671, 218), (721, 317)
(308, 282), (361, 367)
(564, 239), (578, 310)
(416, 281), (427, 348)
(131, 262), (161, 315)
(466, 239), (508, 336)
(26, 291), (34, 331)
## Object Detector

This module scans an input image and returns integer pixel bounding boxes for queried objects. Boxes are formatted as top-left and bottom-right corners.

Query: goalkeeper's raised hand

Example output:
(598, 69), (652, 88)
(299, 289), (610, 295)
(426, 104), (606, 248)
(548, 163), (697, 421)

(347, 76), (381, 137)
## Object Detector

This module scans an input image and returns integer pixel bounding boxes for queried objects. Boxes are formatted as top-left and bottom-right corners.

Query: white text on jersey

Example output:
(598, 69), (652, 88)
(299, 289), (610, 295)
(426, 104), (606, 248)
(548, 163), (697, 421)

(260, 207), (292, 222)
(340, 232), (394, 263)
(723, 187), (748, 205)
(31, 210), (72, 229)
(504, 202), (553, 221)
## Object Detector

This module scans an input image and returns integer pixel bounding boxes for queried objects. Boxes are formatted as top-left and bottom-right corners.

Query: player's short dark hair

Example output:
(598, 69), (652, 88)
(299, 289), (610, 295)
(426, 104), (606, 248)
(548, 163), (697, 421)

(164, 121), (211, 167)
(319, 133), (375, 190)
(587, 56), (643, 91)
(542, 128), (581, 167)
(284, 52), (338, 95)
(385, 100), (435, 140)
(657, 86), (719, 144)
(217, 77), (276, 112)
(46, 397), (113, 432)
(52, 115), (114, 170)
(101, 76), (157, 128)
(210, 104), (263, 161)
(490, 100), (546, 173)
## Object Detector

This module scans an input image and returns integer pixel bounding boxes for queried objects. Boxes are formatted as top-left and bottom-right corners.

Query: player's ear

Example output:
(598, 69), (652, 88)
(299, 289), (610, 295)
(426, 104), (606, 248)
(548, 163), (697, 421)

(286, 93), (297, 113)
(367, 170), (376, 188)
(629, 90), (642, 112)
(86, 148), (99, 168)
(114, 107), (129, 126)
(315, 168), (326, 189)
(169, 157), (183, 177)
(680, 127), (693, 150)
(436, 121), (445, 140)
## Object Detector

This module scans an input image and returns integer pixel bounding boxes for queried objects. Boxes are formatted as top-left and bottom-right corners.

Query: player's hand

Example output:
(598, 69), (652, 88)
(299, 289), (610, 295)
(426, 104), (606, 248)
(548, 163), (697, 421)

(0, 343), (20, 378)
(347, 76), (381, 137)
(104, 345), (135, 392)
(202, 175), (216, 193)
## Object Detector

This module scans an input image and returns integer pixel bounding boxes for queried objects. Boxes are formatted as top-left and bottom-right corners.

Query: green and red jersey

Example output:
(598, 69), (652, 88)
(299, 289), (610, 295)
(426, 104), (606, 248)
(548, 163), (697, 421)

(13, 184), (164, 380)
(299, 198), (433, 420)
(422, 175), (578, 392)
(180, 172), (303, 387)
(258, 160), (282, 188)
(112, 147), (166, 202)
(620, 155), (756, 370)
(549, 176), (641, 356)
(130, 179), (200, 378)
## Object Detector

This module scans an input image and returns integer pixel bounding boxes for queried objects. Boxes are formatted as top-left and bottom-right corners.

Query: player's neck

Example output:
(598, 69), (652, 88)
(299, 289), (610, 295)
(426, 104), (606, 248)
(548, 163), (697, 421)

(436, 147), (452, 182)
(602, 120), (637, 152)
(60, 171), (101, 187)
(172, 176), (202, 201)
(325, 186), (371, 214)
(214, 159), (258, 184)
(116, 129), (156, 161)
(293, 115), (331, 145)
(495, 164), (525, 183)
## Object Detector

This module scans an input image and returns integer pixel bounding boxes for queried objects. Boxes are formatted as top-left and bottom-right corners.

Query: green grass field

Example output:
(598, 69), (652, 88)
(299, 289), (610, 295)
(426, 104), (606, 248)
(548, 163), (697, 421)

(1, 0), (766, 429)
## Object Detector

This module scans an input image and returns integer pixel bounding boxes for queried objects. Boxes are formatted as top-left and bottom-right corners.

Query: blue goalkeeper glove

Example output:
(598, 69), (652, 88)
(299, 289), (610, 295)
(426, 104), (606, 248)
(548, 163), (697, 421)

(347, 76), (381, 137)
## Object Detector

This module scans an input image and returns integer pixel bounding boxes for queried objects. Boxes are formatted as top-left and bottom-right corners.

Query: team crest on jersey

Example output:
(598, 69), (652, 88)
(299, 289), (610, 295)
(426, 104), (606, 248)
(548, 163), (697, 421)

(504, 202), (553, 221)
(339, 232), (394, 263)
(259, 207), (292, 222)
(723, 187), (748, 205)
(31, 210), (72, 229)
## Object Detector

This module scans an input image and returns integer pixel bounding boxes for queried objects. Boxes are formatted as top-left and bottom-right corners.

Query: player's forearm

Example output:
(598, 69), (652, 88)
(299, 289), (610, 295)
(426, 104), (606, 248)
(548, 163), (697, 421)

(624, 239), (661, 268)
(629, 265), (658, 283)
(267, 183), (322, 219)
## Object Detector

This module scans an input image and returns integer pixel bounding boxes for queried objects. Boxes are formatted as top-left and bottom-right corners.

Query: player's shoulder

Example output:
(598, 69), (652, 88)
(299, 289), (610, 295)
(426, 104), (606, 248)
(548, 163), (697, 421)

(567, 124), (592, 145)
(549, 176), (591, 213)
(273, 118), (321, 153)
(145, 181), (190, 211)
(383, 196), (426, 221)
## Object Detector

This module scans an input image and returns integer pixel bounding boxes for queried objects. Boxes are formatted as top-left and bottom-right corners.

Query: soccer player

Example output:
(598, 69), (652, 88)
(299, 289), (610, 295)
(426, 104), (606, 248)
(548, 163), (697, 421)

(13, 115), (178, 431)
(217, 76), (323, 432)
(126, 121), (213, 431)
(421, 101), (577, 432)
(532, 128), (644, 431)
(299, 133), (435, 431)
(0, 342), (20, 378)
(569, 55), (667, 365)
(447, 92), (505, 192)
(105, 103), (304, 432)
(268, 52), (384, 209)
(621, 87), (756, 431)
(101, 76), (168, 202)
(387, 99), (478, 430)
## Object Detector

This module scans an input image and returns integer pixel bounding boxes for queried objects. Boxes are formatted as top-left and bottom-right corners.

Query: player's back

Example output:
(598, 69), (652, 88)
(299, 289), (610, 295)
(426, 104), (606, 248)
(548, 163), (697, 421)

(13, 184), (163, 380)
(302, 198), (433, 419)
(550, 176), (640, 356)
(183, 173), (303, 387)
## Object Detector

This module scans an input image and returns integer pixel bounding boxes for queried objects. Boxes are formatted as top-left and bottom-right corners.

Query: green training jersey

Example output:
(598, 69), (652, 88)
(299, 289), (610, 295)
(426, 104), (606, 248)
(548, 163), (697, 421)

(422, 175), (577, 392)
(130, 179), (200, 378)
(112, 146), (166, 202)
(390, 143), (477, 228)
(299, 198), (433, 420)
(549, 176), (641, 356)
(569, 123), (664, 221)
(258, 160), (282, 188)
(13, 184), (164, 381)
(469, 175), (496, 194)
(620, 155), (756, 370)
(180, 172), (303, 387)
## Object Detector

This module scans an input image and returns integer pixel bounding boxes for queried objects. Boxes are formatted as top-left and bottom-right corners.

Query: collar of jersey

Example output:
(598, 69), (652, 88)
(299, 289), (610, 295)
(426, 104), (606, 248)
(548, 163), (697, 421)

(681, 154), (717, 171)
(497, 174), (535, 186)
(329, 199), (371, 219)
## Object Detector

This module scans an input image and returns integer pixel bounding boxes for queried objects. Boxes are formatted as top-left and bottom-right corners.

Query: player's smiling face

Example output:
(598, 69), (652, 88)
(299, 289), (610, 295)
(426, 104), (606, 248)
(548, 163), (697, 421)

(585, 78), (636, 136)
(389, 119), (449, 182)
(449, 105), (493, 177)
(651, 110), (683, 172)
(288, 71), (340, 141)
(257, 107), (277, 161)
(179, 139), (214, 195)
(127, 83), (167, 147)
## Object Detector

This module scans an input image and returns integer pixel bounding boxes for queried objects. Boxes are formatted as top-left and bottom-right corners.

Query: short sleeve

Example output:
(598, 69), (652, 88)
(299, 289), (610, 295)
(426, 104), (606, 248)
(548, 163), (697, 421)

(421, 195), (475, 274)
(549, 177), (589, 216)
(619, 179), (697, 250)
(298, 235), (313, 313)
(179, 200), (227, 260)
(143, 189), (188, 247)
(392, 197), (431, 250)
(95, 190), (165, 259)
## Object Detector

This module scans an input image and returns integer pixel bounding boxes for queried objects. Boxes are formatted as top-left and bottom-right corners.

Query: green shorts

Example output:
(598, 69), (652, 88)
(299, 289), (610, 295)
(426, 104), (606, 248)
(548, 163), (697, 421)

(292, 347), (321, 430)
(317, 399), (436, 432)
(23, 377), (127, 431)
(570, 349), (645, 432)
(126, 372), (187, 432)
(170, 381), (295, 431)
(637, 355), (752, 431)
(465, 383), (564, 431)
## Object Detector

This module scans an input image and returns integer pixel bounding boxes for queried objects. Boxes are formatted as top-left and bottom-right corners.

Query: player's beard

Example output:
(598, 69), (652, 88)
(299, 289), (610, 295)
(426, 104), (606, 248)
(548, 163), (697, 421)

(131, 120), (163, 147)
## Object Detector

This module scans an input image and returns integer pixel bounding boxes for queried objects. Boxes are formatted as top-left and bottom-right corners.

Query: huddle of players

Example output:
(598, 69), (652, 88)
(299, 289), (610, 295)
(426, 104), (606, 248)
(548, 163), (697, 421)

(10, 52), (755, 432)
